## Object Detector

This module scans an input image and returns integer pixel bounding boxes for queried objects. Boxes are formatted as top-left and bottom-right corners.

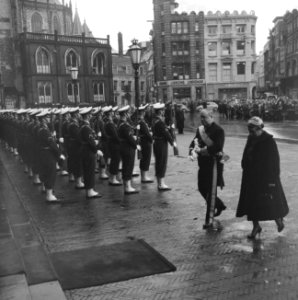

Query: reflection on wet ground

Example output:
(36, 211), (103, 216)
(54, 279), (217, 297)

(1, 128), (298, 299)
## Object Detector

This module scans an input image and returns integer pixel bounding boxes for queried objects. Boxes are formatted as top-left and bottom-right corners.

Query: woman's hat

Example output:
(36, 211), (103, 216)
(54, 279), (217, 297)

(248, 116), (264, 128)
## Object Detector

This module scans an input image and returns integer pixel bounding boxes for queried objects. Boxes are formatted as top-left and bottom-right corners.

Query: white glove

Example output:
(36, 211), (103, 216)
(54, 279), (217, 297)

(133, 135), (137, 140)
(60, 154), (66, 160)
(136, 124), (140, 130)
(171, 124), (175, 129)
(97, 150), (103, 157)
(95, 140), (99, 145)
(59, 137), (64, 143)
(173, 142), (177, 148)
(137, 145), (141, 151)
(52, 131), (56, 138)
(188, 155), (195, 161)
(98, 131), (102, 137)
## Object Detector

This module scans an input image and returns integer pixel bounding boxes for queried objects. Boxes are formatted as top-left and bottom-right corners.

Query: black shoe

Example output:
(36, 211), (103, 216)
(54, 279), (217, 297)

(276, 218), (285, 232)
(247, 225), (262, 239)
(214, 205), (226, 217)
(158, 186), (171, 191)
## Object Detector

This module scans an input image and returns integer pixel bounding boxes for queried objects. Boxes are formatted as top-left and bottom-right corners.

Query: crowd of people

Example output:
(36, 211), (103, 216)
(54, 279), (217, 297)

(217, 98), (298, 122)
(0, 103), (179, 202)
(0, 103), (289, 237)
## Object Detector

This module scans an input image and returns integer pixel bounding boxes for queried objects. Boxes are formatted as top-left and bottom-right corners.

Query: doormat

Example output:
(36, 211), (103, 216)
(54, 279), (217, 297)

(50, 239), (176, 290)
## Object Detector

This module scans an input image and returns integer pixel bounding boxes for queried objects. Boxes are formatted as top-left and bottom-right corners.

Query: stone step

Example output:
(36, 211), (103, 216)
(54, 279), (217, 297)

(0, 274), (31, 300)
(29, 281), (67, 300)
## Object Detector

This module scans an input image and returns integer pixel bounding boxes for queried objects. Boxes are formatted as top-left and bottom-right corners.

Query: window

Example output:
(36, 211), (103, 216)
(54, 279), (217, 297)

(92, 53), (104, 74)
(222, 25), (232, 34)
(251, 41), (255, 54)
(172, 63), (190, 79)
(93, 82), (105, 102)
(38, 82), (52, 104)
(208, 42), (217, 56)
(208, 26), (217, 35)
(53, 15), (60, 34)
(171, 22), (189, 34)
(292, 60), (296, 76)
(36, 48), (50, 73)
(236, 25), (246, 33)
(121, 81), (125, 91)
(195, 41), (200, 55)
(236, 40), (245, 55)
(208, 63), (217, 82)
(113, 80), (118, 91)
(66, 50), (78, 71)
(67, 82), (80, 103)
(196, 64), (200, 79)
(162, 43), (165, 56)
(31, 12), (43, 33)
(251, 25), (255, 34)
(172, 41), (189, 56)
(162, 66), (166, 80)
(195, 22), (199, 32)
(140, 81), (145, 92)
(237, 62), (246, 75)
(127, 81), (132, 92)
(222, 41), (231, 55)
(222, 63), (232, 81)
(251, 62), (255, 74)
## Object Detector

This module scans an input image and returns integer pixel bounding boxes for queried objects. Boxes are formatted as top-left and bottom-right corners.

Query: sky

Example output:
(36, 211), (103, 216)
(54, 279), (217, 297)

(75, 0), (298, 54)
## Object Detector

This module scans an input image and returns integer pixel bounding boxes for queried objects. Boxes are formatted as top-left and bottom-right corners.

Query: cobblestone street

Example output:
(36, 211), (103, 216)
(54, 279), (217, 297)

(1, 129), (298, 299)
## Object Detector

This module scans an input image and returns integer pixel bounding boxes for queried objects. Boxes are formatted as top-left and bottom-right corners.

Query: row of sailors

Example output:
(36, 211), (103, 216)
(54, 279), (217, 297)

(0, 103), (178, 202)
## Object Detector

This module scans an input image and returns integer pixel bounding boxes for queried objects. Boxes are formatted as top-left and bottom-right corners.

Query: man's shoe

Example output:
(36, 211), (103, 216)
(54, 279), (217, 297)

(214, 205), (226, 217)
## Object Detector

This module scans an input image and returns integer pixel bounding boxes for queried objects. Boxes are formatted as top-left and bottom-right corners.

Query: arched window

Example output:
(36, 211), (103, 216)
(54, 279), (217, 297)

(65, 50), (79, 71)
(38, 82), (52, 104)
(65, 18), (72, 35)
(93, 82), (105, 102)
(92, 53), (105, 74)
(36, 47), (50, 73)
(67, 82), (80, 103)
(53, 15), (61, 34)
(31, 12), (43, 33)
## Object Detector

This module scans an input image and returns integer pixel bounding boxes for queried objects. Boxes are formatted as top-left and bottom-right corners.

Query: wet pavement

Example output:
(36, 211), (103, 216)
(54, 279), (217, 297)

(1, 121), (298, 299)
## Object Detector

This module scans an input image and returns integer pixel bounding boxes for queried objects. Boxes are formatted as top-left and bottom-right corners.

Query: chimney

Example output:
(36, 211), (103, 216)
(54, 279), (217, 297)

(118, 32), (123, 56)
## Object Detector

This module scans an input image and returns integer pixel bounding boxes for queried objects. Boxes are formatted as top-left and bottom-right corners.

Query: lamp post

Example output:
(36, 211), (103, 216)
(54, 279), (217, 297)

(128, 39), (142, 108)
(70, 67), (79, 105)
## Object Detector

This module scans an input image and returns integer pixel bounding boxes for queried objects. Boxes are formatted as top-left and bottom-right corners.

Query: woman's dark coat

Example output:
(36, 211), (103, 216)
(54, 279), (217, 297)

(236, 131), (289, 221)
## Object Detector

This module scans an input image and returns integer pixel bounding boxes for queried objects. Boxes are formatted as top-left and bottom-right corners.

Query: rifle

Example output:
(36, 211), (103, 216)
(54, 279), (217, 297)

(169, 102), (179, 156)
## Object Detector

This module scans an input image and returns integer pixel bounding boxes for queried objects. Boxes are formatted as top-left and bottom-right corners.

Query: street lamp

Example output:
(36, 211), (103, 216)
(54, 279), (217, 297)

(128, 39), (142, 108)
(70, 67), (79, 105)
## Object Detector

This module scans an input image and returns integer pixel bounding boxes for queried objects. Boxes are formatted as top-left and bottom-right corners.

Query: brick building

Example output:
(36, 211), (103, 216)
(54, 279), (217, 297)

(152, 0), (258, 103)
(0, 0), (113, 108)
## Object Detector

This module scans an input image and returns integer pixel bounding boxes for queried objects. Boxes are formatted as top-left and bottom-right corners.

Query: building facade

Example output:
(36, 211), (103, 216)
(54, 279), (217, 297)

(112, 33), (150, 107)
(204, 10), (257, 101)
(152, 0), (205, 103)
(0, 0), (113, 108)
(152, 0), (258, 103)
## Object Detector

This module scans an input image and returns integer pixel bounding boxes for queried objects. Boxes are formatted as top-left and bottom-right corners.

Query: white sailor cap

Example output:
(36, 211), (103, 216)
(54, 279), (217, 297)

(118, 105), (130, 114)
(60, 107), (69, 115)
(138, 104), (149, 111)
(79, 107), (93, 115)
(102, 106), (112, 113)
(248, 116), (264, 128)
(153, 103), (165, 110)
(36, 109), (50, 117)
(92, 107), (101, 115)
(112, 106), (119, 112)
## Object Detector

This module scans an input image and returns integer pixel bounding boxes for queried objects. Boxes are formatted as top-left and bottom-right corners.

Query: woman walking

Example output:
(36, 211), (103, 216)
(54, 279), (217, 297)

(236, 116), (289, 239)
